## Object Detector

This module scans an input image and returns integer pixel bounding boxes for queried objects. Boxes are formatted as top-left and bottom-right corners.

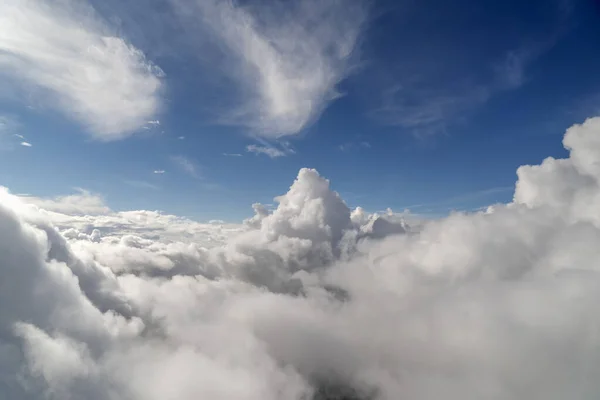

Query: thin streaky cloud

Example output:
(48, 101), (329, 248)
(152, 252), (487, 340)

(171, 155), (200, 178)
(124, 180), (160, 190)
(20, 142), (32, 147)
(399, 186), (514, 211)
(246, 144), (290, 159)
(177, 0), (368, 138)
(223, 153), (243, 157)
(153, 170), (166, 174)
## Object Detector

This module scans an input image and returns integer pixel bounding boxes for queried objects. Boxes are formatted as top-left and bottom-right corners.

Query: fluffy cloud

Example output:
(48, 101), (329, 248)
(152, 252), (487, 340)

(0, 0), (163, 140)
(177, 0), (367, 138)
(19, 189), (111, 216)
(3, 117), (600, 398)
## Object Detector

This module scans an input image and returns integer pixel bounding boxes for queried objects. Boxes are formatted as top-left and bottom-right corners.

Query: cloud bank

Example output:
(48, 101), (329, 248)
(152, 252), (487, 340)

(178, 0), (367, 138)
(0, 0), (164, 140)
(3, 117), (600, 398)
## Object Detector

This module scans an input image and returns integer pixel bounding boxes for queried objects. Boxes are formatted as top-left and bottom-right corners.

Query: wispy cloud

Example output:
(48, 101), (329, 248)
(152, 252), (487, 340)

(153, 170), (166, 174)
(370, 0), (573, 137)
(399, 186), (514, 211)
(171, 155), (200, 178)
(0, 115), (24, 150)
(20, 141), (32, 147)
(0, 0), (164, 140)
(223, 153), (243, 157)
(177, 0), (368, 138)
(246, 142), (295, 159)
(246, 145), (286, 158)
(124, 180), (160, 190)
(339, 141), (371, 152)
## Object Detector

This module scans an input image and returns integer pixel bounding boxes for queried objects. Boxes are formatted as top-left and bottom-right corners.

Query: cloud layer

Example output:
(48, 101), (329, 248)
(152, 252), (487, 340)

(0, 0), (164, 140)
(2, 117), (600, 398)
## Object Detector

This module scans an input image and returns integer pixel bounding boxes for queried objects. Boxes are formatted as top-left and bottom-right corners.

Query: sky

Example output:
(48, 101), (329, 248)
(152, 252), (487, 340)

(4, 1), (600, 399)
(1, 0), (599, 221)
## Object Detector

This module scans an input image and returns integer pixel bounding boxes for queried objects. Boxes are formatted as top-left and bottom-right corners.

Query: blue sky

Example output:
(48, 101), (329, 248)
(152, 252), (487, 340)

(1, 0), (599, 221)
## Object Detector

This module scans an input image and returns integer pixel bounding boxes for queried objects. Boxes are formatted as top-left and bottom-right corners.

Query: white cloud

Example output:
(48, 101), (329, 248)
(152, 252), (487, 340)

(246, 145), (287, 158)
(223, 153), (243, 157)
(20, 141), (32, 147)
(19, 189), (111, 215)
(0, 0), (164, 140)
(153, 170), (166, 174)
(4, 116), (600, 398)
(178, 0), (367, 138)
(170, 155), (200, 178)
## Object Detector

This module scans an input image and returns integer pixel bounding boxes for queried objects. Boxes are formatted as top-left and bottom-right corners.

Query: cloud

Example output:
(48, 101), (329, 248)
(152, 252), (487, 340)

(339, 141), (371, 152)
(5, 116), (600, 398)
(153, 170), (166, 174)
(19, 189), (111, 215)
(0, 0), (164, 140)
(399, 185), (514, 212)
(170, 155), (200, 178)
(20, 141), (32, 147)
(0, 115), (23, 150)
(124, 180), (160, 190)
(178, 0), (367, 138)
(223, 153), (243, 157)
(370, 0), (572, 136)
(246, 145), (287, 158)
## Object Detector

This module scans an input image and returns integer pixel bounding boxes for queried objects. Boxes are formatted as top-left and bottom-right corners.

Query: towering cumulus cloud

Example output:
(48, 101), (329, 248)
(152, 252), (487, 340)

(2, 118), (600, 399)
(0, 0), (163, 139)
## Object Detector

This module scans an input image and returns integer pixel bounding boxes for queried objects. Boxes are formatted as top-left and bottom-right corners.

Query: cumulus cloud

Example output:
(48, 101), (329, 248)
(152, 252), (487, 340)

(0, 0), (164, 140)
(4, 117), (600, 398)
(177, 0), (367, 138)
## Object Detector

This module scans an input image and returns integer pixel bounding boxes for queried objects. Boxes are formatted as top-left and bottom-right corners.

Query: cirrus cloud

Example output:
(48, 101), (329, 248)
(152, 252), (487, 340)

(0, 0), (164, 140)
(176, 0), (368, 138)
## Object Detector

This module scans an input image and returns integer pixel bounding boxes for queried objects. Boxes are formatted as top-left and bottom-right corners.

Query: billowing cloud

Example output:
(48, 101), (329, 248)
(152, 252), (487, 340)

(0, 0), (164, 140)
(3, 117), (600, 398)
(178, 0), (367, 138)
